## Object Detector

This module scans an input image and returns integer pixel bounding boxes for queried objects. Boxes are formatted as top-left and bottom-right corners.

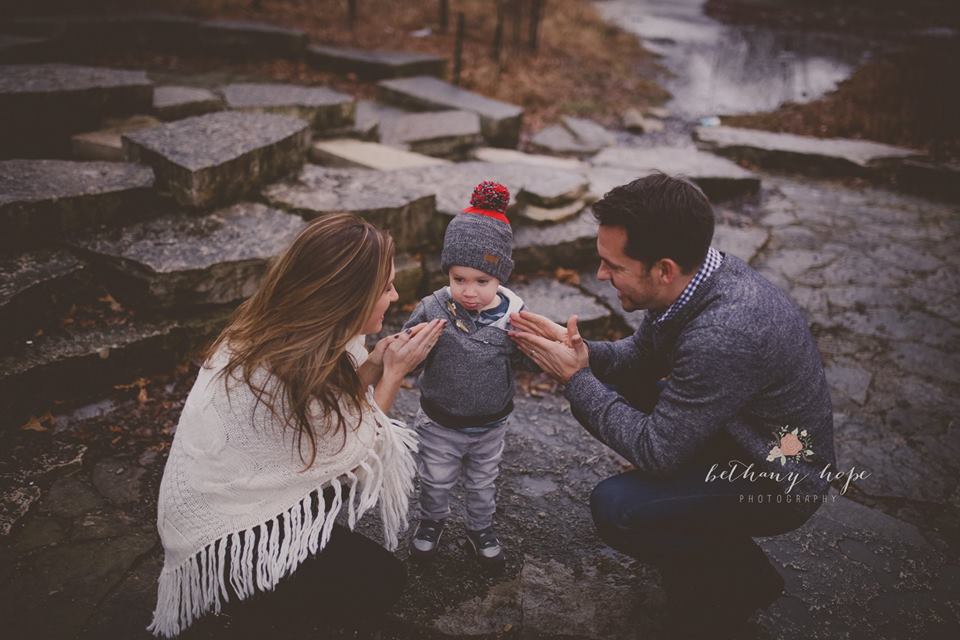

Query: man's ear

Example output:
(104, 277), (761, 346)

(654, 258), (682, 283)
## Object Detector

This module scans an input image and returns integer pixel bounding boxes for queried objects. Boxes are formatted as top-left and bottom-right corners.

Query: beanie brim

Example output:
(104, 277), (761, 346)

(463, 206), (510, 225)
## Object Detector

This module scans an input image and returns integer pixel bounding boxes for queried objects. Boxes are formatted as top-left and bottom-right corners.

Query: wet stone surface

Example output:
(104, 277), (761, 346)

(0, 249), (87, 344)
(511, 278), (617, 339)
(122, 111), (310, 208)
(513, 209), (599, 273)
(0, 159), (156, 242)
(70, 202), (307, 309)
(220, 83), (355, 132)
(262, 165), (437, 252)
(311, 139), (449, 170)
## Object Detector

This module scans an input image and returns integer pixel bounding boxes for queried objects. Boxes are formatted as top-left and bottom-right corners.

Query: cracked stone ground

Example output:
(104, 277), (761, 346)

(1, 174), (958, 639)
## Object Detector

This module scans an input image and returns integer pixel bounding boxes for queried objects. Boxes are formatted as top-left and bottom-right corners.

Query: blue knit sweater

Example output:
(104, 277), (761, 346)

(565, 255), (836, 512)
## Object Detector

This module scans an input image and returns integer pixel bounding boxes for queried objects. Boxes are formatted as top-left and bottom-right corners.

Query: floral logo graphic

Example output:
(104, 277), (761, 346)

(766, 425), (814, 466)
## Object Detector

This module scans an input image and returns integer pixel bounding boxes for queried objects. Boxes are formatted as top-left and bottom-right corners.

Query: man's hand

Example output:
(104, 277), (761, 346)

(510, 315), (589, 383)
(509, 310), (568, 345)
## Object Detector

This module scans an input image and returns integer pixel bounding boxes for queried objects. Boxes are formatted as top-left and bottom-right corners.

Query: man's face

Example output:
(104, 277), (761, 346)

(596, 225), (662, 312)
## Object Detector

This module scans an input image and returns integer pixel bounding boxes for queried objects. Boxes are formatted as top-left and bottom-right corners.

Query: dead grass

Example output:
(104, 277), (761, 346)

(39, 0), (668, 135)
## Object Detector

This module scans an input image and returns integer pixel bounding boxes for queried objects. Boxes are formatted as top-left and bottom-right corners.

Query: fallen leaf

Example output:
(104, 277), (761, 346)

(555, 267), (580, 285)
(20, 416), (48, 432)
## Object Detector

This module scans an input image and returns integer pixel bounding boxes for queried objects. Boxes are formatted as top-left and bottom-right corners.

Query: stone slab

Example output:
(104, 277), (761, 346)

(152, 85), (223, 121)
(220, 83), (355, 132)
(577, 270), (643, 331)
(562, 116), (617, 148)
(471, 147), (586, 172)
(378, 110), (483, 157)
(262, 165), (436, 253)
(198, 19), (307, 58)
(122, 111), (310, 208)
(0, 159), (155, 243)
(518, 198), (588, 224)
(70, 203), (307, 309)
(0, 64), (153, 157)
(396, 161), (589, 220)
(0, 308), (231, 427)
(70, 115), (161, 162)
(513, 209), (599, 274)
(394, 253), (424, 306)
(307, 44), (446, 79)
(377, 76), (523, 147)
(0, 35), (53, 63)
(511, 278), (613, 339)
(0, 249), (88, 345)
(695, 125), (923, 177)
(712, 223), (769, 264)
(584, 165), (644, 202)
(591, 146), (761, 201)
(529, 124), (602, 157)
(311, 139), (449, 170)
(351, 99), (413, 140)
(896, 159), (960, 202)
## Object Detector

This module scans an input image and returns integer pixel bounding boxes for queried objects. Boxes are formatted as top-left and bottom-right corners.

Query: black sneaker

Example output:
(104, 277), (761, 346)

(466, 526), (505, 568)
(410, 519), (445, 559)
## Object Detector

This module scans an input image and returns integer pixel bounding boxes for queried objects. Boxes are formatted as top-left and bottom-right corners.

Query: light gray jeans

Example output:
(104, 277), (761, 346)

(415, 409), (507, 531)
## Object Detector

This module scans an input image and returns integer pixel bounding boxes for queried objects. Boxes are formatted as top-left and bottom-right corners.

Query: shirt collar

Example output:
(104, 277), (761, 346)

(652, 247), (724, 326)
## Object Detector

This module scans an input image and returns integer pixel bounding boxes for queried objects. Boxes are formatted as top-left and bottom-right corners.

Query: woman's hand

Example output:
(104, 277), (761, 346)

(374, 319), (446, 413)
(367, 334), (397, 368)
(383, 319), (446, 379)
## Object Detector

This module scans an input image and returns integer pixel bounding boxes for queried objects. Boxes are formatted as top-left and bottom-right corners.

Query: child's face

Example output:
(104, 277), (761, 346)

(449, 265), (500, 312)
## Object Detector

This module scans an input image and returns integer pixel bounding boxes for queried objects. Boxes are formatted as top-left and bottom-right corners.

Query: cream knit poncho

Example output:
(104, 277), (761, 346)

(148, 336), (417, 638)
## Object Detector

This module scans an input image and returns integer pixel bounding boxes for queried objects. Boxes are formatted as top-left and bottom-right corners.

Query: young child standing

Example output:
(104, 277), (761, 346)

(403, 181), (533, 568)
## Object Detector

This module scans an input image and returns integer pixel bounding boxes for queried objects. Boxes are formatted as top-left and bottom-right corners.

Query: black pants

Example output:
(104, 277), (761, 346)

(184, 490), (405, 638)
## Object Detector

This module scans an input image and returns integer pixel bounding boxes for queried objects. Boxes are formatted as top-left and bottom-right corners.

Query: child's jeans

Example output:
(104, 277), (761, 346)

(414, 409), (507, 531)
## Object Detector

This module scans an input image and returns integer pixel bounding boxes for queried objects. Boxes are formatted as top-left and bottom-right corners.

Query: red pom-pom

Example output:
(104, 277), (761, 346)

(469, 181), (510, 214)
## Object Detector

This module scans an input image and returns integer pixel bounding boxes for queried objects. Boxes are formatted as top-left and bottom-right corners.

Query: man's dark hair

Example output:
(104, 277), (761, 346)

(592, 173), (715, 273)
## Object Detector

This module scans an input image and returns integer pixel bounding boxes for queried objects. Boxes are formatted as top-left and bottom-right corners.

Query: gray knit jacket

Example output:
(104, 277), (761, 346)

(403, 286), (534, 428)
(565, 255), (836, 513)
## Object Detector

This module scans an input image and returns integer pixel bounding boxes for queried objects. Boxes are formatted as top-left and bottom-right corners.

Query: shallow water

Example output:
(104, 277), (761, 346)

(595, 0), (870, 117)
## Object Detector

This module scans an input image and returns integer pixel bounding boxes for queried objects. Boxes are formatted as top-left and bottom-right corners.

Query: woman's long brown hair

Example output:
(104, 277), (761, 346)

(207, 213), (396, 468)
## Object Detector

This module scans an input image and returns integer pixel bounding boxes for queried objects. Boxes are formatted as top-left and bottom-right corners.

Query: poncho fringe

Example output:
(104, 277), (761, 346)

(147, 414), (417, 639)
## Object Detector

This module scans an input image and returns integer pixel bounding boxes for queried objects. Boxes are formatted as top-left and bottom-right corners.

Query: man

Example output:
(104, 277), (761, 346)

(510, 173), (835, 638)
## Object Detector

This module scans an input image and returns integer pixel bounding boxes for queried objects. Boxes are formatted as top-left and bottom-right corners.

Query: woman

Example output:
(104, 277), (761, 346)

(148, 214), (445, 638)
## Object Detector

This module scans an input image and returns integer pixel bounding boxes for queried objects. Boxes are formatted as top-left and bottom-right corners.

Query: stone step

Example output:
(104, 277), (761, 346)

(529, 125), (602, 158)
(378, 110), (483, 158)
(198, 19), (307, 59)
(351, 99), (414, 140)
(0, 159), (156, 245)
(6, 13), (201, 53)
(0, 308), (230, 428)
(0, 64), (153, 158)
(513, 209), (599, 274)
(377, 76), (523, 148)
(576, 270), (642, 332)
(394, 253), (425, 306)
(712, 223), (770, 265)
(471, 147), (587, 172)
(0, 249), (90, 346)
(311, 139), (449, 170)
(396, 160), (589, 217)
(307, 44), (446, 80)
(895, 159), (960, 202)
(0, 34), (54, 63)
(517, 198), (589, 224)
(220, 83), (355, 133)
(152, 85), (223, 121)
(122, 111), (310, 208)
(694, 125), (923, 178)
(590, 146), (761, 201)
(70, 115), (162, 162)
(69, 203), (308, 310)
(262, 166), (436, 253)
(561, 116), (617, 148)
(511, 277), (619, 339)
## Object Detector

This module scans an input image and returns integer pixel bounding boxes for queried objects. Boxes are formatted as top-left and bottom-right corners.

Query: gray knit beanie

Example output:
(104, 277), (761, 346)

(440, 180), (514, 282)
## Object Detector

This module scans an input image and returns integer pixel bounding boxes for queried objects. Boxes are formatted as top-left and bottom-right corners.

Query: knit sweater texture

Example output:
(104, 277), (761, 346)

(564, 255), (836, 514)
(149, 336), (417, 637)
(403, 286), (531, 428)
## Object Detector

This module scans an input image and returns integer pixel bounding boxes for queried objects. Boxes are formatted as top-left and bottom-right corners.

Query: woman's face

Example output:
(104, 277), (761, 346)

(361, 263), (398, 335)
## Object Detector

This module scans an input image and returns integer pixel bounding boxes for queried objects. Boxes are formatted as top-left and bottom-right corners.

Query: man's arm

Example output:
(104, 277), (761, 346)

(564, 325), (763, 475)
(584, 318), (658, 383)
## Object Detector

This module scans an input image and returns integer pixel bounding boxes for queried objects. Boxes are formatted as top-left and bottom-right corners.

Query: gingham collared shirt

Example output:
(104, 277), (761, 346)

(653, 247), (723, 325)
